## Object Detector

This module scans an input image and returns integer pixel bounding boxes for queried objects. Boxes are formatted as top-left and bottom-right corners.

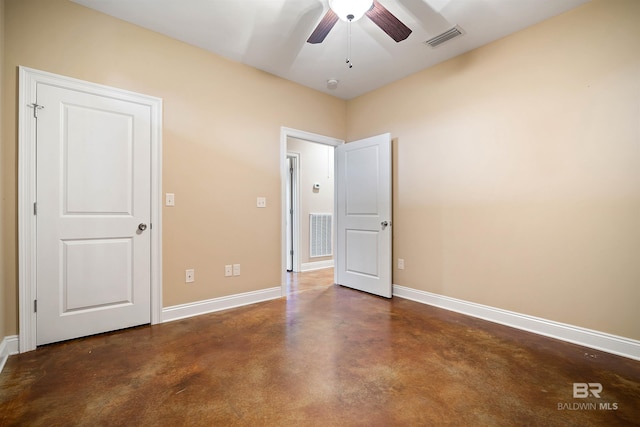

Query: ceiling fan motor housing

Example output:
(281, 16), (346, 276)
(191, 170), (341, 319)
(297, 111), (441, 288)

(307, 0), (411, 45)
(329, 0), (374, 22)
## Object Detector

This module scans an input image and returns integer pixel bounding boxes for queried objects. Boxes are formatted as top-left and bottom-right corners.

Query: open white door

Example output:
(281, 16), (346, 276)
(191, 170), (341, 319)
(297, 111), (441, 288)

(336, 133), (392, 298)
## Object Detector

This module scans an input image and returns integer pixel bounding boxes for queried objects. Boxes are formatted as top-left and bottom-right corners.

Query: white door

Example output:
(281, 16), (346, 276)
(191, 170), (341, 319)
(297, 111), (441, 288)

(335, 133), (392, 298)
(36, 82), (152, 345)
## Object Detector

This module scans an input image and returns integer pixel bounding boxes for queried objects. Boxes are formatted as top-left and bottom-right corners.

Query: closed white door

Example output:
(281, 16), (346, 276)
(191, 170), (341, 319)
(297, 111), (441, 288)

(335, 133), (392, 298)
(36, 82), (152, 345)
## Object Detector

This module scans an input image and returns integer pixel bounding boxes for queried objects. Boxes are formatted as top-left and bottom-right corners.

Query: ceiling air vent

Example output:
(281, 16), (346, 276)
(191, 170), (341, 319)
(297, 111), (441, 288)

(424, 26), (463, 48)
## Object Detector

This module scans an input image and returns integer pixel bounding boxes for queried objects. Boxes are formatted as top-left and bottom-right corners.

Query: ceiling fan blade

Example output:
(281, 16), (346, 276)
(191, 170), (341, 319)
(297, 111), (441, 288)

(307, 8), (339, 44)
(366, 0), (412, 42)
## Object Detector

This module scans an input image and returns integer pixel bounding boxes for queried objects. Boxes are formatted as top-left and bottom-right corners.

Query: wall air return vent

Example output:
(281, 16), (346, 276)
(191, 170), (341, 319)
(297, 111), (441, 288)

(310, 213), (332, 258)
(424, 26), (463, 48)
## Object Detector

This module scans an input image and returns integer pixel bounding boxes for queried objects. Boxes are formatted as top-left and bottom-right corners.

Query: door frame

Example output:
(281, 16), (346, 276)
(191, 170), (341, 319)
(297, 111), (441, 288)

(17, 66), (163, 353)
(285, 153), (301, 272)
(280, 127), (343, 295)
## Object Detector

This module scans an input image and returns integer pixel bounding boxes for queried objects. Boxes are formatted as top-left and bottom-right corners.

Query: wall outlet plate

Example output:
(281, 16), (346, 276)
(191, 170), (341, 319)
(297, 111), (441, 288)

(185, 269), (195, 283)
(224, 265), (233, 277)
(233, 264), (241, 276)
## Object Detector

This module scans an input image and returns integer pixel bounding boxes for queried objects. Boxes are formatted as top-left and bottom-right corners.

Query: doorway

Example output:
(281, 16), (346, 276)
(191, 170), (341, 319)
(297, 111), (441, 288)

(286, 140), (335, 273)
(280, 128), (343, 296)
(281, 128), (393, 299)
(18, 67), (163, 352)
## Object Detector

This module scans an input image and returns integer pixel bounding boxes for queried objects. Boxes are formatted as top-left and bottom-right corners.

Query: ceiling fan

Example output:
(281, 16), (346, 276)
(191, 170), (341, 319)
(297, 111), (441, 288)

(307, 0), (412, 44)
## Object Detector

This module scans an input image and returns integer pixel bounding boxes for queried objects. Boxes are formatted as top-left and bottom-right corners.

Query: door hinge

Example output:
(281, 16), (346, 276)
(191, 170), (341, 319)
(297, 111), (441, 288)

(34, 299), (37, 313)
(33, 202), (37, 215)
(28, 103), (44, 118)
(149, 223), (152, 230)
(290, 250), (294, 256)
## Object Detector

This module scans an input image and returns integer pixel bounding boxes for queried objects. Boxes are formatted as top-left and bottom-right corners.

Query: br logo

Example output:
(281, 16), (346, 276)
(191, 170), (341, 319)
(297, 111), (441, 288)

(573, 383), (602, 398)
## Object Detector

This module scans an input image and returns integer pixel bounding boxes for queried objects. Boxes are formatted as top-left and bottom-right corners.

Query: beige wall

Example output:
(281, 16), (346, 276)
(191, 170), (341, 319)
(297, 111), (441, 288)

(287, 137), (335, 265)
(348, 0), (640, 340)
(1, 0), (346, 336)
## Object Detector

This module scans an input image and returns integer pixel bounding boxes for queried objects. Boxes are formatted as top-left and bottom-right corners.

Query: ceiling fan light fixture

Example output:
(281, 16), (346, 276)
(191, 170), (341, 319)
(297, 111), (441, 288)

(329, 0), (373, 22)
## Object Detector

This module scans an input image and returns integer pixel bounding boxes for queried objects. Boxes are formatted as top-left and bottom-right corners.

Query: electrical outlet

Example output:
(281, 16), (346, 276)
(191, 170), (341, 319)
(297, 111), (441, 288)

(166, 193), (175, 206)
(233, 264), (241, 276)
(398, 259), (405, 270)
(257, 197), (266, 208)
(185, 269), (195, 283)
(224, 265), (233, 277)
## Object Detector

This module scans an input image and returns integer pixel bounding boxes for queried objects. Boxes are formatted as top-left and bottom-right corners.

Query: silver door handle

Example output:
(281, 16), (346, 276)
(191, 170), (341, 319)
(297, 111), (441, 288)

(381, 221), (390, 229)
(138, 223), (148, 232)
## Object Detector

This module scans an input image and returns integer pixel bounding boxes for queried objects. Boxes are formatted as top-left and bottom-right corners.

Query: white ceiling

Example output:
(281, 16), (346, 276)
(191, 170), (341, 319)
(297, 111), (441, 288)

(71, 0), (589, 100)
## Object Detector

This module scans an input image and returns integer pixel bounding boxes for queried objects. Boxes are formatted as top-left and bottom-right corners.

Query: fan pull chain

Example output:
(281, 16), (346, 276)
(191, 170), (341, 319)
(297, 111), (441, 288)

(346, 17), (353, 69)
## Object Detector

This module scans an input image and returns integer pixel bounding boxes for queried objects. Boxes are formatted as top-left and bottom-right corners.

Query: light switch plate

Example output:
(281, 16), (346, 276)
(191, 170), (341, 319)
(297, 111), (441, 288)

(185, 269), (195, 283)
(166, 193), (175, 206)
(224, 265), (232, 277)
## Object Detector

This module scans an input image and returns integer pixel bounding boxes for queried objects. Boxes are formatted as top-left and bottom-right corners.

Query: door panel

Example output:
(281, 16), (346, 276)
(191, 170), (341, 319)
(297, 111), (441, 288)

(345, 229), (378, 277)
(64, 105), (133, 215)
(36, 82), (151, 345)
(62, 238), (133, 312)
(345, 146), (379, 215)
(336, 133), (392, 298)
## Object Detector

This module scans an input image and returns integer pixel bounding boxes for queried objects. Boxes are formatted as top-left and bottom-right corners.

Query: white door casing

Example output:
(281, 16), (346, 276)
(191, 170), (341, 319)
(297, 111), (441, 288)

(286, 157), (293, 271)
(336, 134), (392, 298)
(18, 67), (163, 351)
(285, 153), (300, 272)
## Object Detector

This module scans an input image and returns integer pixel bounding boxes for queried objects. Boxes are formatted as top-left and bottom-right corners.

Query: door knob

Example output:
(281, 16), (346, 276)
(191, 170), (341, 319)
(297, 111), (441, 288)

(381, 221), (389, 228)
(138, 223), (148, 232)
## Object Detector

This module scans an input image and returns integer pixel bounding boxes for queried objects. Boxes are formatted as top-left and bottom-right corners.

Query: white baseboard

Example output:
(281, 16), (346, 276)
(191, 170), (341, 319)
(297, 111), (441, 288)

(0, 335), (20, 374)
(162, 287), (282, 323)
(301, 260), (334, 272)
(393, 285), (640, 361)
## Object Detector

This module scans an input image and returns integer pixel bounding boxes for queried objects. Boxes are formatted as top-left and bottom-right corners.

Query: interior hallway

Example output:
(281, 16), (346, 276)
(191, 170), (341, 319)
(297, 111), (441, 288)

(1, 269), (639, 426)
